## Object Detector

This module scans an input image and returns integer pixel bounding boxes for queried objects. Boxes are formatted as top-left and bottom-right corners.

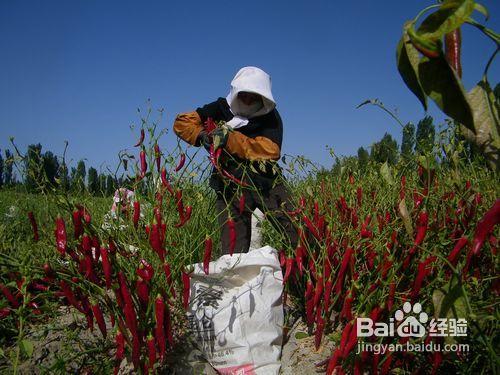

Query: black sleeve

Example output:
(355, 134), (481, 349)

(260, 109), (283, 148)
(196, 97), (233, 123)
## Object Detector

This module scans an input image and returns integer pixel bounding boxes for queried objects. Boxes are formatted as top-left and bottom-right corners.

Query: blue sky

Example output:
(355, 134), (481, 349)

(0, 0), (498, 175)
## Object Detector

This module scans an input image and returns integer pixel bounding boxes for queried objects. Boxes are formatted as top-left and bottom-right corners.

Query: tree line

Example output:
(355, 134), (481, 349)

(354, 115), (482, 170)
(0, 144), (119, 196)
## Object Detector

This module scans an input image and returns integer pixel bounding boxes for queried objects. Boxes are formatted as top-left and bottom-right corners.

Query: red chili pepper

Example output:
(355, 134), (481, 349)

(228, 217), (236, 256)
(471, 199), (500, 255)
(134, 129), (145, 147)
(160, 167), (174, 196)
(91, 301), (107, 338)
(326, 348), (342, 375)
(294, 245), (305, 277)
(221, 169), (249, 186)
(203, 236), (213, 275)
(340, 295), (353, 321)
(163, 263), (175, 298)
(43, 263), (56, 281)
(447, 237), (468, 266)
(81, 234), (91, 254)
(123, 300), (138, 336)
(154, 143), (161, 172)
(59, 280), (83, 312)
(133, 201), (140, 229)
(414, 211), (429, 246)
(80, 296), (94, 331)
(303, 215), (320, 241)
(380, 353), (393, 375)
(353, 186), (361, 205)
(82, 207), (91, 224)
(238, 194), (245, 215)
(175, 153), (186, 172)
(137, 259), (154, 282)
(204, 117), (217, 133)
(154, 206), (162, 226)
(279, 249), (286, 267)
(118, 272), (134, 307)
(282, 257), (294, 285)
(140, 150), (147, 177)
(445, 28), (462, 78)
(314, 312), (325, 350)
(313, 276), (324, 308)
(287, 196), (306, 216)
(305, 279), (314, 300)
(0, 308), (10, 319)
(323, 280), (333, 314)
(0, 284), (19, 309)
(342, 318), (358, 357)
(147, 333), (156, 370)
(182, 271), (190, 310)
(165, 307), (174, 347)
(100, 248), (112, 290)
(27, 211), (39, 242)
(136, 277), (149, 308)
(334, 247), (353, 295)
(175, 206), (192, 228)
(54, 216), (67, 256)
(175, 190), (184, 219)
(149, 223), (166, 262)
(114, 330), (125, 374)
(387, 281), (396, 311)
(411, 256), (437, 301)
(155, 295), (166, 359)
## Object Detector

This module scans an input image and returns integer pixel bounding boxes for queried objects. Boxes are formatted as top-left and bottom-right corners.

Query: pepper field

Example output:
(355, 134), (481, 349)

(0, 113), (498, 375)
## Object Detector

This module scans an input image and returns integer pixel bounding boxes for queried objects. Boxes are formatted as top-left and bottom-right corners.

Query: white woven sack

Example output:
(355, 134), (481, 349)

(187, 246), (284, 375)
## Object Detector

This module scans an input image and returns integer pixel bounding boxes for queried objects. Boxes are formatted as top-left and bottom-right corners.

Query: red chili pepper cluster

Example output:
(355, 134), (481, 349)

(5, 204), (191, 373)
(279, 172), (499, 374)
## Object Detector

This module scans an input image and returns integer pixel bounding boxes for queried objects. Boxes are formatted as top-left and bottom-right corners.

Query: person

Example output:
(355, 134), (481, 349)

(173, 66), (297, 254)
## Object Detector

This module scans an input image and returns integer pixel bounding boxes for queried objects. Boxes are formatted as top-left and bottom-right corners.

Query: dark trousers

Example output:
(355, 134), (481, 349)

(215, 183), (298, 255)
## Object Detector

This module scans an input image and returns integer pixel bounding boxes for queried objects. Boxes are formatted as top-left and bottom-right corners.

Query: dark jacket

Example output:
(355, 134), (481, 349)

(173, 97), (283, 191)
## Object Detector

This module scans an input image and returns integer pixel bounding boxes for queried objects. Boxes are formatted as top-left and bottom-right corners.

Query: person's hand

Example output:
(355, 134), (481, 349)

(197, 131), (212, 151)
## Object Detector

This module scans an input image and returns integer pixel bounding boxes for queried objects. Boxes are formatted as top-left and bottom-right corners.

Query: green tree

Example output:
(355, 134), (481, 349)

(0, 151), (3, 188)
(74, 160), (86, 193)
(4, 150), (13, 186)
(106, 175), (115, 196)
(415, 116), (435, 155)
(43, 151), (60, 189)
(370, 133), (399, 165)
(99, 173), (107, 197)
(59, 162), (70, 191)
(88, 167), (99, 195)
(25, 144), (43, 192)
(401, 122), (415, 158)
(357, 147), (369, 171)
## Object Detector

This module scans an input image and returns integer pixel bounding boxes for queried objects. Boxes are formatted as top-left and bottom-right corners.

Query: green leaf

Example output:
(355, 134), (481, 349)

(460, 80), (500, 168)
(474, 2), (489, 20)
(295, 331), (309, 340)
(258, 161), (267, 173)
(418, 0), (475, 40)
(432, 289), (446, 318)
(418, 56), (475, 132)
(398, 198), (414, 239)
(380, 162), (394, 185)
(397, 23), (428, 110)
(19, 339), (33, 358)
(435, 276), (467, 320)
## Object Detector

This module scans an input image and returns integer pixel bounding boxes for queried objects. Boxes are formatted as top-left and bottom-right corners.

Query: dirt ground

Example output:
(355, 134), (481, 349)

(13, 306), (335, 374)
